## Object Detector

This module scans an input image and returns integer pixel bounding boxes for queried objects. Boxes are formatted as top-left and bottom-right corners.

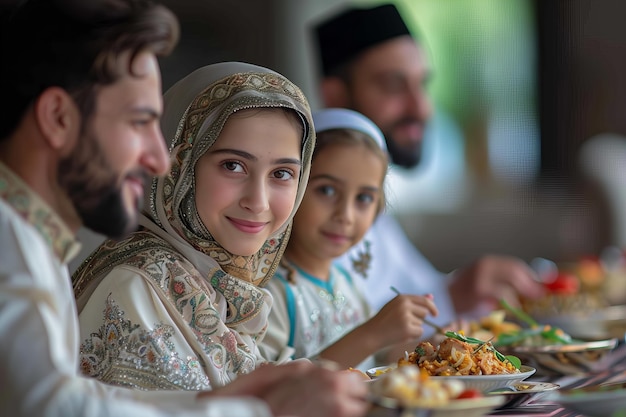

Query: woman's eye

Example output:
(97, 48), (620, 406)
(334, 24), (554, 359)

(273, 169), (294, 181)
(223, 161), (244, 172)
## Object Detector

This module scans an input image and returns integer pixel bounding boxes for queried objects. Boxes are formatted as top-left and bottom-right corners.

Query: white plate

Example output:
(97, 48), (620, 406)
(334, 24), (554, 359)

(366, 365), (536, 393)
(545, 382), (626, 417)
(488, 381), (560, 409)
(430, 366), (536, 393)
(500, 338), (619, 375)
(536, 305), (626, 340)
(368, 395), (506, 417)
(366, 365), (396, 379)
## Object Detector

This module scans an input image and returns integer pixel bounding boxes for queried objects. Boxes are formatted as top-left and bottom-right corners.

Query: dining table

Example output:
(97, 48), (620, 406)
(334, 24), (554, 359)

(365, 340), (626, 417)
(486, 341), (626, 417)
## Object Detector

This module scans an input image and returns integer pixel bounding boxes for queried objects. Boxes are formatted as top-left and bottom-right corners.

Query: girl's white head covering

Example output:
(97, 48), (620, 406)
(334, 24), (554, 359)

(312, 107), (387, 151)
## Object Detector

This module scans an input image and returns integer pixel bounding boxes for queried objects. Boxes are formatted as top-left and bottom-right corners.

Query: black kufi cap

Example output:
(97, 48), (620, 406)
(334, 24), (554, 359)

(313, 3), (411, 76)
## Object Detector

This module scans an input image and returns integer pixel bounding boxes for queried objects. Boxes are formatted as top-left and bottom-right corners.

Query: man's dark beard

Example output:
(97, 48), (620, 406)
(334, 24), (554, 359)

(58, 130), (142, 240)
(79, 187), (136, 240)
(384, 132), (422, 169)
(348, 93), (424, 169)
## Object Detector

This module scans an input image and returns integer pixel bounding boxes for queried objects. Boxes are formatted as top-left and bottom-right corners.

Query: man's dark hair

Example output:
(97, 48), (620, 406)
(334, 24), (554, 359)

(0, 0), (179, 140)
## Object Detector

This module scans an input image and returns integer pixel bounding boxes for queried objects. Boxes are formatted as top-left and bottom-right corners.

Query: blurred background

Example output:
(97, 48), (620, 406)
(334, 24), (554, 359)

(72, 0), (626, 276)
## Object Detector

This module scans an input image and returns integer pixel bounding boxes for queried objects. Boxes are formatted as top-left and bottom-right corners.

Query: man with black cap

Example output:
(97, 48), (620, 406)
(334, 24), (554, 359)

(312, 3), (544, 329)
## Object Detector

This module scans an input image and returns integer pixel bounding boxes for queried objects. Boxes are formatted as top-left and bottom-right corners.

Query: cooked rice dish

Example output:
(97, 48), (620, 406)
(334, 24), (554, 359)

(400, 337), (519, 376)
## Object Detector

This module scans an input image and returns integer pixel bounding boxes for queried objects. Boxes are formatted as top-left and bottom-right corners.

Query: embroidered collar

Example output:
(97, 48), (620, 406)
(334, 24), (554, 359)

(0, 161), (81, 263)
(284, 259), (336, 295)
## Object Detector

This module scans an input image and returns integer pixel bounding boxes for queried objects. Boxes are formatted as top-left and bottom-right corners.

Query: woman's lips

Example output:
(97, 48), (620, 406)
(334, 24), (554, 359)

(228, 217), (268, 233)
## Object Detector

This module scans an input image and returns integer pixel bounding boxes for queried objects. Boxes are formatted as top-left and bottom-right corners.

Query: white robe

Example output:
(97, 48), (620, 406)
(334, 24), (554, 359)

(0, 163), (271, 417)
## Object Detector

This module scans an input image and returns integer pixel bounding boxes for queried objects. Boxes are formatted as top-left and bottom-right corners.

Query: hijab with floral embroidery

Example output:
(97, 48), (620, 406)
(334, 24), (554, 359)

(70, 63), (314, 391)
(147, 62), (314, 287)
(74, 61), (314, 308)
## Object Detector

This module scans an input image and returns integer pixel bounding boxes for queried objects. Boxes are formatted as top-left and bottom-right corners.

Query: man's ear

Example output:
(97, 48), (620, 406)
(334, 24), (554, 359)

(320, 77), (350, 108)
(34, 87), (80, 152)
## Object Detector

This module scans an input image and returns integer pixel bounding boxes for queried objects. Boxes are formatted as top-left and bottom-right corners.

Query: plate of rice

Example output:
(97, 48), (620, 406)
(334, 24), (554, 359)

(370, 333), (536, 392)
(368, 365), (506, 417)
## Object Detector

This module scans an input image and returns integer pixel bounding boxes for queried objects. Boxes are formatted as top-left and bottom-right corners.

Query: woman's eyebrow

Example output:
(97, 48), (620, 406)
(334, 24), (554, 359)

(210, 148), (256, 160)
(210, 149), (301, 166)
(275, 157), (301, 166)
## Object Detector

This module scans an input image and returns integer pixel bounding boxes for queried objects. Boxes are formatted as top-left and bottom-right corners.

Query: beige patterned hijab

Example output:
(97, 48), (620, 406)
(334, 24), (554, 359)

(142, 62), (314, 287)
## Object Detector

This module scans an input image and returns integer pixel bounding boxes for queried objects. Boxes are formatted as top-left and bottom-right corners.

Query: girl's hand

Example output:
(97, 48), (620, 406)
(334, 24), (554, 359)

(366, 294), (438, 347)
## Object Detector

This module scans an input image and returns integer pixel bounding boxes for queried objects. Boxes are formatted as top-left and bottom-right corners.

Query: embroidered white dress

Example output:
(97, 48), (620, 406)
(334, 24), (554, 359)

(260, 263), (371, 367)
(0, 162), (271, 417)
(74, 229), (274, 391)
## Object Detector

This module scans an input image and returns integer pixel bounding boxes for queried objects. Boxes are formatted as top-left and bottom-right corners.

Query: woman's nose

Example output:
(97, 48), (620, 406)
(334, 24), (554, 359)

(240, 179), (270, 214)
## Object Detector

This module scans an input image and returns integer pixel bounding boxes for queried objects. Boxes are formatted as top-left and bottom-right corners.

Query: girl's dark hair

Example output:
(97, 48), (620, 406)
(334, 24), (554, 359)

(0, 0), (180, 140)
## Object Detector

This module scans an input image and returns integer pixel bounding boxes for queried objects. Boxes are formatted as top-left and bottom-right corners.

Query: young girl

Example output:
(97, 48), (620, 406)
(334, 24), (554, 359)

(71, 62), (316, 390)
(259, 108), (439, 369)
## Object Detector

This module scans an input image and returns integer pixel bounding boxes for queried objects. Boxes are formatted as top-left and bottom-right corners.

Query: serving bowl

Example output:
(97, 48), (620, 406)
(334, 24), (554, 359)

(498, 338), (619, 376)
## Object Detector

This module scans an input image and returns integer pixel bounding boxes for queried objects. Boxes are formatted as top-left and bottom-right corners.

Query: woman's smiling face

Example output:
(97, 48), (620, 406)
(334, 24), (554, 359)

(194, 108), (302, 256)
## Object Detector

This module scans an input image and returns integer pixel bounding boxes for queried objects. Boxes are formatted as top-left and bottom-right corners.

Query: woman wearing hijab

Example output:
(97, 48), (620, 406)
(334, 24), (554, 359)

(72, 62), (315, 391)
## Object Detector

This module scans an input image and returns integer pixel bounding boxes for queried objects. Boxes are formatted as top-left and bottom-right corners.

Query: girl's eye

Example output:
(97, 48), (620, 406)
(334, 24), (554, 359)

(132, 119), (150, 127)
(317, 185), (336, 197)
(357, 193), (375, 205)
(273, 169), (295, 181)
(223, 161), (244, 173)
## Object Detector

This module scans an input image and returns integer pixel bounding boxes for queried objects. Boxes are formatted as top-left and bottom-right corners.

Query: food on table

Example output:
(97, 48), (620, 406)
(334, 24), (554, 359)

(467, 301), (575, 347)
(467, 309), (522, 342)
(345, 367), (370, 380)
(544, 271), (581, 294)
(523, 260), (610, 316)
(399, 332), (520, 376)
(369, 365), (478, 407)
(368, 366), (394, 377)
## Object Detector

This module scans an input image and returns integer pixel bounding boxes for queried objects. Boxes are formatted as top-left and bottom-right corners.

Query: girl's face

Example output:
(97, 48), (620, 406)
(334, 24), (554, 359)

(195, 109), (302, 256)
(288, 142), (385, 265)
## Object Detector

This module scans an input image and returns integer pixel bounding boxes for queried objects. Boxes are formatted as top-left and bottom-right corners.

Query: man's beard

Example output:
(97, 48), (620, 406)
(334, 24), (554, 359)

(58, 130), (145, 240)
(383, 131), (423, 169)
(348, 95), (424, 169)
